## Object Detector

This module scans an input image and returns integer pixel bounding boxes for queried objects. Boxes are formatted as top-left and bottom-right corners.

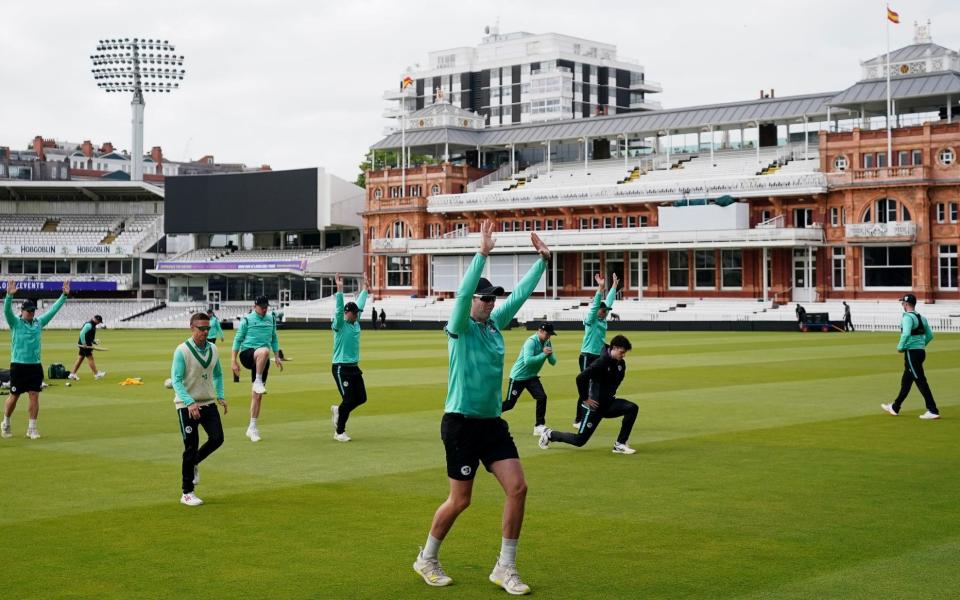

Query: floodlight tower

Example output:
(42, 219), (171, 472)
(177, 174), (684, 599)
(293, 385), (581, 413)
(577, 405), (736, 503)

(90, 38), (185, 181)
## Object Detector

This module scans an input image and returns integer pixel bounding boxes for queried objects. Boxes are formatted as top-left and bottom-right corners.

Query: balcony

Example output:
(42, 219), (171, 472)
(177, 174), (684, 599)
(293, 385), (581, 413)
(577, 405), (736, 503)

(629, 100), (663, 111)
(628, 79), (662, 92)
(370, 237), (409, 253)
(406, 226), (824, 255)
(844, 221), (917, 243)
(427, 173), (828, 213)
(828, 165), (929, 186)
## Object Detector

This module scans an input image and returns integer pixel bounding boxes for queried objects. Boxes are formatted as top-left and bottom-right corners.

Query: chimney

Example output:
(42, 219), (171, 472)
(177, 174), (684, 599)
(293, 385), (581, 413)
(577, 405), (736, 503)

(32, 136), (46, 161)
(150, 146), (163, 164)
(770, 88), (775, 98)
(100, 142), (114, 154)
(199, 154), (214, 165)
(81, 140), (94, 157)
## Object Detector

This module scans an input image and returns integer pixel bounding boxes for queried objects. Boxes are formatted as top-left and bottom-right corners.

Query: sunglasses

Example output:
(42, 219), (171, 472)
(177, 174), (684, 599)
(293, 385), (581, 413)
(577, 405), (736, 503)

(474, 294), (497, 303)
(194, 325), (211, 331)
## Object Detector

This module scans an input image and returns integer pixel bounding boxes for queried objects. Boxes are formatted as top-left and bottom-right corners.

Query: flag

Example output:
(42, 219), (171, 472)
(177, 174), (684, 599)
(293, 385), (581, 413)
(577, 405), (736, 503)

(401, 76), (414, 90)
(887, 6), (899, 23)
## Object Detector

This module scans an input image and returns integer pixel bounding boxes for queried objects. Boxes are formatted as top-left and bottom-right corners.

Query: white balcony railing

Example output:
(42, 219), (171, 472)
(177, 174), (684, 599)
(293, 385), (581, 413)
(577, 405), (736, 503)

(371, 237), (409, 252)
(407, 226), (824, 255)
(428, 172), (828, 213)
(845, 222), (917, 241)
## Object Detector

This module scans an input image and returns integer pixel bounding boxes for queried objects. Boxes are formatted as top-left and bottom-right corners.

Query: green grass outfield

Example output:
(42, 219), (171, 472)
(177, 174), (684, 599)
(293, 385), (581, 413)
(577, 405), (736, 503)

(1, 327), (958, 599)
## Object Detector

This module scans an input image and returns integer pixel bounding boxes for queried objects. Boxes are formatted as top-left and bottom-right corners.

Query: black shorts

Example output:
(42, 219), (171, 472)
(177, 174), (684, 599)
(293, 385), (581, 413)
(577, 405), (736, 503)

(441, 413), (519, 481)
(10, 363), (44, 394)
(78, 347), (94, 358)
(238, 348), (270, 383)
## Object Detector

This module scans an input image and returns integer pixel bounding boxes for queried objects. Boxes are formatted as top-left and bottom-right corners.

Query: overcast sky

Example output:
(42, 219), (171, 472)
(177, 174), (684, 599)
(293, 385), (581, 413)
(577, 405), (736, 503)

(2, 0), (959, 182)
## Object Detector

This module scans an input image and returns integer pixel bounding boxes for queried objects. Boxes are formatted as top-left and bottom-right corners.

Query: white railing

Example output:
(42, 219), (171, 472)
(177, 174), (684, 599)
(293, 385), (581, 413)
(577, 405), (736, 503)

(428, 172), (828, 213)
(371, 237), (409, 251)
(756, 214), (785, 229)
(845, 222), (917, 240)
(408, 226), (824, 254)
(467, 162), (518, 192)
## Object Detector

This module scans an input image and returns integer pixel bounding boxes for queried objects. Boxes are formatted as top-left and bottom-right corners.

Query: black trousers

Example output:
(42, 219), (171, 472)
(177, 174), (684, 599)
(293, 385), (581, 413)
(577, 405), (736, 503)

(843, 316), (854, 332)
(574, 352), (600, 423)
(177, 404), (224, 494)
(892, 349), (939, 415)
(551, 398), (638, 447)
(502, 377), (548, 426)
(332, 364), (367, 434)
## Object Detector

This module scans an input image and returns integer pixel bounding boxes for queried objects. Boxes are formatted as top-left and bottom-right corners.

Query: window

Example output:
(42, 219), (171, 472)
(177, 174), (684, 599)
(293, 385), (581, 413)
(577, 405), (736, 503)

(668, 251), (689, 288)
(694, 250), (716, 288)
(939, 245), (958, 289)
(591, 217), (600, 229)
(579, 217), (590, 229)
(876, 152), (887, 168)
(614, 216), (623, 228)
(40, 260), (55, 274)
(555, 219), (564, 230)
(875, 198), (897, 223)
(55, 260), (70, 274)
(793, 208), (813, 228)
(408, 185), (422, 197)
(581, 252), (600, 288)
(912, 149), (923, 165)
(431, 184), (440, 195)
(627, 216), (636, 228)
(761, 209), (772, 222)
(952, 202), (959, 223)
(429, 223), (442, 238)
(386, 255), (412, 287)
(523, 220), (532, 231)
(901, 203), (911, 221)
(389, 186), (402, 198)
(833, 247), (846, 289)
(8, 259), (23, 274)
(938, 148), (955, 165)
(721, 250), (742, 289)
(390, 220), (410, 238)
(603, 217), (612, 229)
(830, 207), (840, 227)
(863, 246), (912, 288)
(373, 188), (383, 199)
(501, 222), (511, 232)
(863, 153), (875, 169)
(368, 226), (376, 240)
(629, 251), (648, 289)
(897, 150), (909, 167)
(937, 203), (946, 223)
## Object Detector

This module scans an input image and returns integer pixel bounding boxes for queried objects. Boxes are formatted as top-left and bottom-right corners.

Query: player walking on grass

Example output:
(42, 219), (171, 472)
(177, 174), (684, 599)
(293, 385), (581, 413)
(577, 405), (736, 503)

(413, 220), (550, 595)
(501, 322), (557, 436)
(231, 295), (282, 442)
(882, 294), (941, 420)
(330, 273), (369, 442)
(574, 272), (618, 426)
(2, 280), (69, 440)
(172, 312), (227, 506)
(207, 310), (224, 344)
(540, 335), (638, 455)
(68, 314), (105, 381)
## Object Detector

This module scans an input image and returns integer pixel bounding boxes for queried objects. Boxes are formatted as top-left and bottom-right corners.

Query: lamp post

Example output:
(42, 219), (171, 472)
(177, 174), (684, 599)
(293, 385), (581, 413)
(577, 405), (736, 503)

(90, 38), (185, 181)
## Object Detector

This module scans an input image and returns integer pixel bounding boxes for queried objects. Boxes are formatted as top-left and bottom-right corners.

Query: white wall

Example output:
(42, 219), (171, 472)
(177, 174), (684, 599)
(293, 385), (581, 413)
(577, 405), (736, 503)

(658, 203), (749, 232)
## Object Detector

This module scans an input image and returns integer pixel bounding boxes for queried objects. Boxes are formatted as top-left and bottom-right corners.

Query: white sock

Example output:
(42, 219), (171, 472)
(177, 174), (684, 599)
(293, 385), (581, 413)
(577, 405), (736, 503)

(2, 416), (9, 427)
(422, 534), (442, 560)
(28, 419), (37, 430)
(249, 417), (258, 428)
(254, 373), (263, 383)
(499, 538), (518, 567)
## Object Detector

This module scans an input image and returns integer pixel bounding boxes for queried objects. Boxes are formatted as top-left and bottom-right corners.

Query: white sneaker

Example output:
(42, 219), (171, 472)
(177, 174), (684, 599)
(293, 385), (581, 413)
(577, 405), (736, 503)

(1, 421), (11, 439)
(192, 465), (200, 485)
(180, 492), (203, 506)
(532, 424), (547, 436)
(413, 551), (452, 587)
(25, 429), (41, 440)
(41, 382), (49, 389)
(245, 426), (261, 442)
(881, 403), (899, 416)
(489, 560), (531, 595)
(252, 380), (266, 395)
(67, 373), (80, 381)
(572, 421), (581, 429)
(331, 404), (339, 431)
(613, 442), (636, 455)
(919, 411), (941, 420)
(538, 428), (551, 450)
(94, 371), (107, 380)
(333, 432), (351, 442)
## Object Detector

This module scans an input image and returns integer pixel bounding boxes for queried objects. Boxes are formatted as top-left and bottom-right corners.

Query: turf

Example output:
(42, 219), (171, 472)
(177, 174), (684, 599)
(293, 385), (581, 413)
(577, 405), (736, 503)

(1, 327), (958, 599)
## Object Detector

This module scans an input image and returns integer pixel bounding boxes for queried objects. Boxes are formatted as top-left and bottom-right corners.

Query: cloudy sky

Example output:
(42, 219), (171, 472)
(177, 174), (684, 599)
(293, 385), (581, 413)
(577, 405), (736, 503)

(2, 0), (958, 182)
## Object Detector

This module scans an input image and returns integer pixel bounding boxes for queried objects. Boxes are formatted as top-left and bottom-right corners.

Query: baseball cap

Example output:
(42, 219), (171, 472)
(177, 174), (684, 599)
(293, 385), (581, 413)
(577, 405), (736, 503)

(474, 277), (504, 297)
(899, 293), (917, 305)
(599, 302), (609, 311)
(344, 301), (360, 314)
(21, 299), (37, 312)
(254, 296), (270, 307)
(539, 322), (557, 335)
(94, 315), (103, 323)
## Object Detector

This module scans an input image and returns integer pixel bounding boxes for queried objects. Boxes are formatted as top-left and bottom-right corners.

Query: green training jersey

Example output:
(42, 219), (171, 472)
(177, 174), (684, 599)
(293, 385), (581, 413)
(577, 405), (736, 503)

(232, 311), (279, 353)
(3, 293), (67, 364)
(331, 289), (368, 364)
(208, 315), (223, 340)
(580, 287), (617, 354)
(508, 333), (556, 381)
(897, 311), (934, 351)
(444, 253), (547, 417)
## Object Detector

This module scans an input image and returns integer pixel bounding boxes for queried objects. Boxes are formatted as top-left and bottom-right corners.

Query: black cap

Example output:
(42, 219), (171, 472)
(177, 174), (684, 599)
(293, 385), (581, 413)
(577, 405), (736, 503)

(539, 322), (557, 335)
(21, 299), (37, 311)
(899, 293), (917, 305)
(254, 296), (269, 307)
(344, 301), (360, 314)
(599, 302), (609, 311)
(93, 315), (103, 323)
(474, 277), (504, 296)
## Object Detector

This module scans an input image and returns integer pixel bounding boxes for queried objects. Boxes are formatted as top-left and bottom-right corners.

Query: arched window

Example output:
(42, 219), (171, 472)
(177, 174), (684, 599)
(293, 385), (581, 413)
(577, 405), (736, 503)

(389, 220), (410, 238)
(431, 184), (441, 195)
(864, 198), (910, 223)
(374, 188), (383, 199)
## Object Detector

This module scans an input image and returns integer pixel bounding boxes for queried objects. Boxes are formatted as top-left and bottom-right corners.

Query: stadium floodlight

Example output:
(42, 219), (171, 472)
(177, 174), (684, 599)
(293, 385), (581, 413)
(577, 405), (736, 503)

(90, 38), (186, 181)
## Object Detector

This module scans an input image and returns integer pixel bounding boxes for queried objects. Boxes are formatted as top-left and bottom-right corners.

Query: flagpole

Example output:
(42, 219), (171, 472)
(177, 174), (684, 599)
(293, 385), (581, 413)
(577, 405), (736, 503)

(886, 5), (893, 167)
(400, 86), (406, 198)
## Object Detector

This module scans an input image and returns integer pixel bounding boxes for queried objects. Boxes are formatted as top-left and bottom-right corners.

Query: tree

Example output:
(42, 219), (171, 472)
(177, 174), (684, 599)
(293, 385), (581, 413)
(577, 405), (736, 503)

(354, 150), (439, 188)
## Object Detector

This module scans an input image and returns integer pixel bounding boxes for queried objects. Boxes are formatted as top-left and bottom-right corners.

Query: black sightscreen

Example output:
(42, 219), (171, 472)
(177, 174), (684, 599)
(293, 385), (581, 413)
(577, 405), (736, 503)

(164, 168), (318, 234)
